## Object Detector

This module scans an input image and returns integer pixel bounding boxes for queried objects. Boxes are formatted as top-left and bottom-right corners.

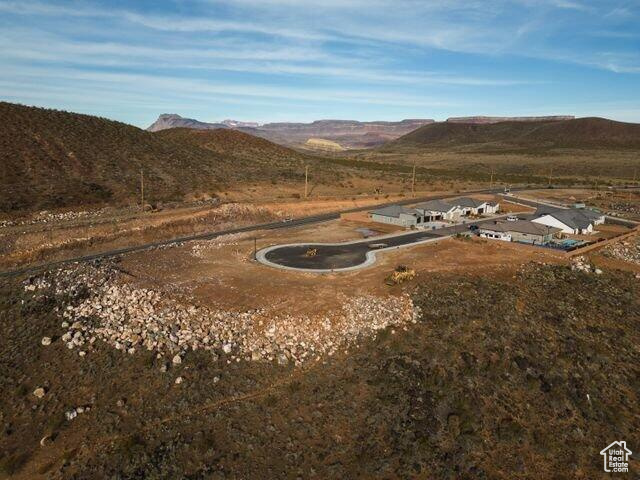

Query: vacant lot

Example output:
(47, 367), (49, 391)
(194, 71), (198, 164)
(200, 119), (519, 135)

(1, 237), (638, 478)
(0, 192), (438, 271)
(2, 190), (639, 479)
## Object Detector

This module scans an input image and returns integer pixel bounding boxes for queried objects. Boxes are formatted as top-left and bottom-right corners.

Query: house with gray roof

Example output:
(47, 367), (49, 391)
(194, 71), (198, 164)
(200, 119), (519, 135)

(369, 205), (424, 227)
(480, 220), (561, 244)
(531, 206), (605, 234)
(414, 199), (462, 221)
(453, 197), (499, 216)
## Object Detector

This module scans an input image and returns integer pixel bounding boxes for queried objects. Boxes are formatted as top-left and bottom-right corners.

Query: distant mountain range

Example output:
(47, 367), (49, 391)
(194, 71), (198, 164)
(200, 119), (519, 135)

(147, 114), (435, 149)
(5, 101), (640, 213)
(384, 117), (640, 151)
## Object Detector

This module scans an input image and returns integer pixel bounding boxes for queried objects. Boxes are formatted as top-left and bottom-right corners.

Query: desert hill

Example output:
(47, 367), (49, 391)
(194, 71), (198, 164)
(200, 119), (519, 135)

(147, 114), (434, 149)
(155, 127), (305, 162)
(446, 115), (574, 124)
(384, 117), (640, 152)
(0, 103), (313, 213)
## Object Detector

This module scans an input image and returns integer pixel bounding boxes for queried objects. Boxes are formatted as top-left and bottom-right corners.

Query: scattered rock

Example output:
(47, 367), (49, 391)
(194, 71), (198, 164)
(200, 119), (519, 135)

(172, 354), (182, 365)
(602, 235), (640, 265)
(33, 387), (46, 399)
(277, 353), (289, 366)
(175, 376), (183, 385)
(41, 336), (52, 346)
(570, 256), (600, 274)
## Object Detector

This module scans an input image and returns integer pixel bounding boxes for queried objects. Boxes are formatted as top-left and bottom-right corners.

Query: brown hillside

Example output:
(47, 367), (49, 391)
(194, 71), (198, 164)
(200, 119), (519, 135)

(155, 128), (304, 162)
(385, 117), (640, 151)
(0, 103), (312, 213)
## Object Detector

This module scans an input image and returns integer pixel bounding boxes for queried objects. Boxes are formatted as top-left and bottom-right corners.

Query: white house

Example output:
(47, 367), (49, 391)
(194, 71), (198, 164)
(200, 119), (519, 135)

(479, 220), (560, 244)
(478, 228), (511, 242)
(414, 199), (463, 222)
(453, 197), (499, 216)
(531, 206), (605, 235)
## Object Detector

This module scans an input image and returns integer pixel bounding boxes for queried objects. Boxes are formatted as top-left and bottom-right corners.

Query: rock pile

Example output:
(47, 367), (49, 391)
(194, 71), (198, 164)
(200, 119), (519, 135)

(571, 256), (602, 274)
(607, 202), (640, 218)
(602, 236), (640, 265)
(0, 208), (106, 228)
(25, 262), (420, 367)
(190, 233), (243, 258)
(65, 405), (91, 421)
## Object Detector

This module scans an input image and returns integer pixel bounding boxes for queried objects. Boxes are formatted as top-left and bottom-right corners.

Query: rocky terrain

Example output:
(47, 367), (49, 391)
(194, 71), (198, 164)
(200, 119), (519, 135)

(22, 261), (419, 367)
(146, 114), (229, 132)
(607, 201), (640, 218)
(147, 115), (259, 132)
(1, 259), (638, 478)
(603, 235), (640, 265)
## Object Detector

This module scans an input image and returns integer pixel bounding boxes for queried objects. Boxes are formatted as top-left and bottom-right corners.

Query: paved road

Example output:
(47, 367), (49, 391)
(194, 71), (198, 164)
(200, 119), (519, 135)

(260, 217), (503, 271)
(0, 187), (511, 278)
(263, 231), (442, 270)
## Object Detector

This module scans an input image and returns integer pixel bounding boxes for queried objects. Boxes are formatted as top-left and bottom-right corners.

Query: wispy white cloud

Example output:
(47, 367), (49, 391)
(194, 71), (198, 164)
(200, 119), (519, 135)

(1, 64), (462, 109)
(0, 26), (535, 86)
(0, 0), (638, 123)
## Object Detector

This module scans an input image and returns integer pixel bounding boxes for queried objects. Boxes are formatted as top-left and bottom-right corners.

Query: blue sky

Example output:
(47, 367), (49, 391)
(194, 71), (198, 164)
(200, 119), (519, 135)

(1, 0), (639, 127)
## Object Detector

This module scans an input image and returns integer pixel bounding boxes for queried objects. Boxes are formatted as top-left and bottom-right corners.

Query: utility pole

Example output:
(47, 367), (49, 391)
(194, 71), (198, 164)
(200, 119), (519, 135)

(253, 237), (257, 260)
(304, 165), (309, 199)
(140, 168), (144, 212)
(490, 169), (494, 189)
(411, 162), (416, 197)
(548, 167), (553, 187)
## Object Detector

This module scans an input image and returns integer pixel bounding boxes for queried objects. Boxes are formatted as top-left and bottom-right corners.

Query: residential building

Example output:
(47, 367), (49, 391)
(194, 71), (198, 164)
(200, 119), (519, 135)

(453, 197), (499, 216)
(369, 205), (423, 227)
(479, 220), (561, 245)
(369, 196), (501, 228)
(414, 199), (462, 221)
(531, 206), (605, 234)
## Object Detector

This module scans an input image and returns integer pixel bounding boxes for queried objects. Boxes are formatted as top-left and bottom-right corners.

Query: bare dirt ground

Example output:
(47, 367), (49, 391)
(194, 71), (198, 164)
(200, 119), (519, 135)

(119, 217), (567, 316)
(2, 233), (638, 478)
(0, 191), (444, 271)
(2, 192), (639, 479)
(518, 188), (640, 219)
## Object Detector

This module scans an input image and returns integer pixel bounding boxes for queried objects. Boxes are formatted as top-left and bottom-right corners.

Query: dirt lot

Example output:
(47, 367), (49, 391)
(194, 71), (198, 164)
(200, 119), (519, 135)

(2, 195), (639, 479)
(0, 193), (435, 271)
(118, 218), (567, 315)
(518, 188), (640, 219)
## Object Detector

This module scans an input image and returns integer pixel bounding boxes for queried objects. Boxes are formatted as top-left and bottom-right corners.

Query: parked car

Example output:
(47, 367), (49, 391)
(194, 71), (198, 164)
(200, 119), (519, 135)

(469, 225), (479, 232)
(506, 215), (519, 222)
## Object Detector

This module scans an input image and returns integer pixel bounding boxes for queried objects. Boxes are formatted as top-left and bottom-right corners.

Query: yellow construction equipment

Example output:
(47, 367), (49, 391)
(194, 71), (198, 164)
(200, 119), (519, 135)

(386, 265), (416, 285)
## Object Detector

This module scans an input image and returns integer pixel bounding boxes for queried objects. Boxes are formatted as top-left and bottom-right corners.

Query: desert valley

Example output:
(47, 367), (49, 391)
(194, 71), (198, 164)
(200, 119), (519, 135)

(1, 1), (639, 478)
